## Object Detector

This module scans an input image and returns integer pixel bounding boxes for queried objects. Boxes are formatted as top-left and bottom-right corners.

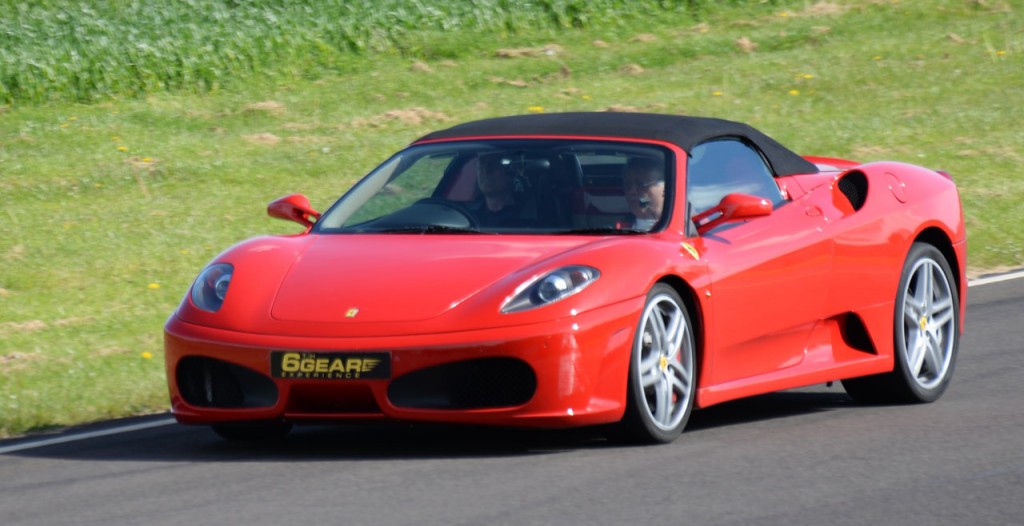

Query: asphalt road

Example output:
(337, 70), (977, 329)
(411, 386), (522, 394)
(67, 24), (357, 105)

(2, 277), (1022, 526)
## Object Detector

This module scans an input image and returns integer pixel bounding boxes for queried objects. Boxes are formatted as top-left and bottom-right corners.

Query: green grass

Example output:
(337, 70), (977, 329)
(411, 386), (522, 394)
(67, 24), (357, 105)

(1, 0), (736, 104)
(1, 0), (1022, 438)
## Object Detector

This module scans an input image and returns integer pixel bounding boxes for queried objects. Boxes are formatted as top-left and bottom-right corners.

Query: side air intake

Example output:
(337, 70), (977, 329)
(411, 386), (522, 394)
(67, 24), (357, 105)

(837, 171), (868, 211)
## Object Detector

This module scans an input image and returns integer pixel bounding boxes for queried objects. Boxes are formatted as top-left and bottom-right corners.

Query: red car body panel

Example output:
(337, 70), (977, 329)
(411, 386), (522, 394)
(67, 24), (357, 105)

(165, 113), (966, 431)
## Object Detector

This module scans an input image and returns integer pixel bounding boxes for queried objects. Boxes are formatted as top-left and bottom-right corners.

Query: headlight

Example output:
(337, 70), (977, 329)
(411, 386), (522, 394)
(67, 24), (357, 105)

(501, 266), (600, 313)
(190, 263), (233, 312)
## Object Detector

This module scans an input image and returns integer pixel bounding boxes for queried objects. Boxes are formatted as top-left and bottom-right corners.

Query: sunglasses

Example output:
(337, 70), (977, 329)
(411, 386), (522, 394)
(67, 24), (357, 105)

(623, 177), (664, 190)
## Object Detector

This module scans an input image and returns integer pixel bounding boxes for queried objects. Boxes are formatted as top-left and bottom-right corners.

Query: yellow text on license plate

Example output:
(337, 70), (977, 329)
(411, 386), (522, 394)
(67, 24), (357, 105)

(271, 351), (390, 380)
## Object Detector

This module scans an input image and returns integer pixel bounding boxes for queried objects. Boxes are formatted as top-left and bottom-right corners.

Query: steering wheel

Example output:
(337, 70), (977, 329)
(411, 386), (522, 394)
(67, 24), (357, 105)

(411, 198), (478, 228)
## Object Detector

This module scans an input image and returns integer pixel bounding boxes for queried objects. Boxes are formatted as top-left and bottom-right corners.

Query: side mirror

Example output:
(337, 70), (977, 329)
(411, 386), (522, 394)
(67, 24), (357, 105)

(692, 193), (772, 235)
(268, 194), (320, 229)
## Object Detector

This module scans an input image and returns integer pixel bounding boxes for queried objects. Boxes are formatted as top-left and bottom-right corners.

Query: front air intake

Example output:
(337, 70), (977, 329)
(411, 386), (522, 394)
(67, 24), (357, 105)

(177, 357), (278, 408)
(388, 358), (537, 409)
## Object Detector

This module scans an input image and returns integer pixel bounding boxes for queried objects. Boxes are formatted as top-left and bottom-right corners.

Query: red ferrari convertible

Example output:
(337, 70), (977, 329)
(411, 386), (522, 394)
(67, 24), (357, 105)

(164, 112), (966, 443)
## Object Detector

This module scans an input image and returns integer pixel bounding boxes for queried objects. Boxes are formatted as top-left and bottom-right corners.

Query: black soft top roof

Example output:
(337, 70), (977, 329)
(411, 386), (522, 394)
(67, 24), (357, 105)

(417, 112), (818, 176)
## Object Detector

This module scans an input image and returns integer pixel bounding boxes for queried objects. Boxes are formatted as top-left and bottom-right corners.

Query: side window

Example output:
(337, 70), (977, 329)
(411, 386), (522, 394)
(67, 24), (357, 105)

(686, 139), (784, 215)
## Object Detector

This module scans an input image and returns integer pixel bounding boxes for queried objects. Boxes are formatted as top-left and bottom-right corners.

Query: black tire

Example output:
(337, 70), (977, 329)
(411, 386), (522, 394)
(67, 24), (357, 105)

(842, 242), (959, 404)
(211, 421), (293, 441)
(617, 284), (697, 444)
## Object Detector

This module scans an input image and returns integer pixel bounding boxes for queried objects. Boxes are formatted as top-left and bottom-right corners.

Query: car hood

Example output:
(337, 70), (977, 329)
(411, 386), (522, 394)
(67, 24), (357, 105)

(270, 234), (595, 323)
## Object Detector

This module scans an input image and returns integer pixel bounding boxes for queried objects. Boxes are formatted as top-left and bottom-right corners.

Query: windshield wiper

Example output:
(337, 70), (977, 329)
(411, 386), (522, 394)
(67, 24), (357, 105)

(370, 225), (482, 234)
(551, 227), (646, 235)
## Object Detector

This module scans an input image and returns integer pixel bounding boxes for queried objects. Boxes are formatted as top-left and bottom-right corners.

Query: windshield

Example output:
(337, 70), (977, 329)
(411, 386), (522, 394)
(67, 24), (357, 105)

(314, 140), (673, 234)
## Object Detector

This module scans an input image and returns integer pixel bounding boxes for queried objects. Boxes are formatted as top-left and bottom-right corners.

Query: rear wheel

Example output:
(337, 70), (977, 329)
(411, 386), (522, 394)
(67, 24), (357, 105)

(842, 243), (959, 403)
(618, 284), (696, 444)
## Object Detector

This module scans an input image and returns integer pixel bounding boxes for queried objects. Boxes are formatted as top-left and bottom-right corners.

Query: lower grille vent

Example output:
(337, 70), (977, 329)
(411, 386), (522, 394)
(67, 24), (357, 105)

(177, 357), (278, 408)
(388, 357), (537, 410)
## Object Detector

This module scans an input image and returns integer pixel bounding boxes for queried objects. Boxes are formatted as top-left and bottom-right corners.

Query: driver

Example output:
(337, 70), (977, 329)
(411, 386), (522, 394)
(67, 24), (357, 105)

(621, 156), (666, 231)
(473, 154), (534, 227)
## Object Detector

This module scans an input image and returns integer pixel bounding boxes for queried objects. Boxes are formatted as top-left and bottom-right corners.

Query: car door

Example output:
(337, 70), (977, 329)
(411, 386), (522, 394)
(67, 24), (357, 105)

(687, 139), (834, 386)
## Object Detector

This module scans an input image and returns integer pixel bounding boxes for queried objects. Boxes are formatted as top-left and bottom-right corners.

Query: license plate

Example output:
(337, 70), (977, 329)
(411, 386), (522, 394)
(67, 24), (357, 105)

(271, 351), (390, 380)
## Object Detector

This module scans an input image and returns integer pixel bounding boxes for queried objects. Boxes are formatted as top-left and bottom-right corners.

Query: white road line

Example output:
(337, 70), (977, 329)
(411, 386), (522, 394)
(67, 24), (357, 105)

(968, 269), (1024, 288)
(0, 417), (176, 455)
(1, 269), (1022, 455)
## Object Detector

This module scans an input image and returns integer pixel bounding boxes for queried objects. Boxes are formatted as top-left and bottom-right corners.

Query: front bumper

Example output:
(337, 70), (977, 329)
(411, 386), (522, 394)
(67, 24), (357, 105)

(164, 299), (640, 429)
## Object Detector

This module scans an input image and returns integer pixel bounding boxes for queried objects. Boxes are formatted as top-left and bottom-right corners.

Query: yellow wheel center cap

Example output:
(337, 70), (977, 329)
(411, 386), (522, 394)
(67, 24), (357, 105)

(659, 355), (669, 372)
(919, 316), (928, 331)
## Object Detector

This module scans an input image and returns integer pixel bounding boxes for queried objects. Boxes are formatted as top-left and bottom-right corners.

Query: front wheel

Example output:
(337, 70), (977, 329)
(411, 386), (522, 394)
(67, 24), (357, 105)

(617, 284), (697, 444)
(842, 242), (960, 403)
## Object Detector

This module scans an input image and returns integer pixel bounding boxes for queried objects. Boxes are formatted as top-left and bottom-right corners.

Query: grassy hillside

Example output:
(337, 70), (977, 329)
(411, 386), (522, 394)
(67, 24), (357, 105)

(1, 0), (733, 104)
(1, 0), (1021, 437)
